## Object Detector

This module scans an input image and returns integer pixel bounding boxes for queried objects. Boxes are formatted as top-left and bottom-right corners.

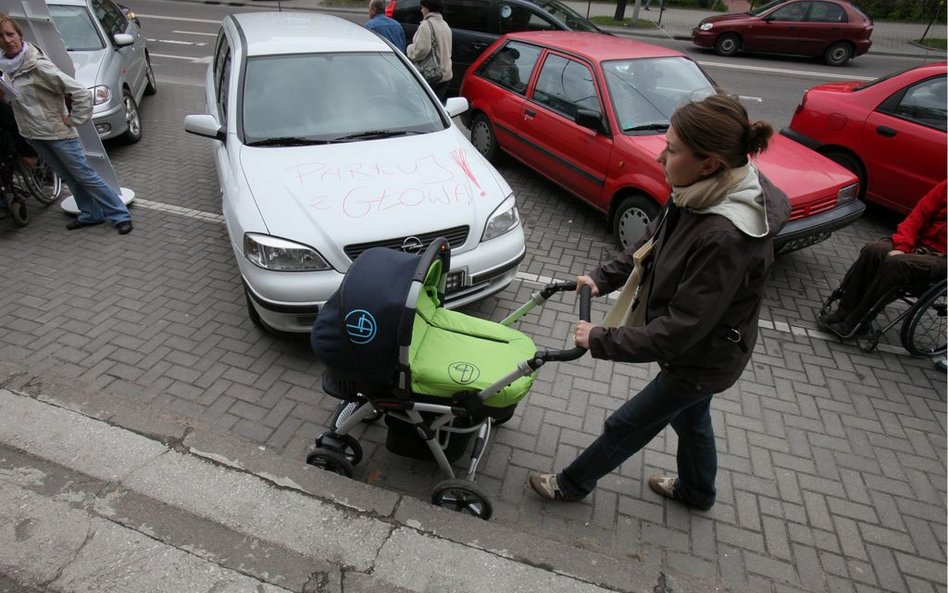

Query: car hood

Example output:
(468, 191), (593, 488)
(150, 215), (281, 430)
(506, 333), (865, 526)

(700, 12), (755, 25)
(239, 130), (510, 255)
(66, 50), (106, 87)
(633, 134), (855, 205)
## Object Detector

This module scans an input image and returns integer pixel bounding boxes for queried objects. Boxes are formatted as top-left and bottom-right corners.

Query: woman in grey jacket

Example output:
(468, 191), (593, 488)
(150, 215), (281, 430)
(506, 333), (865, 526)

(406, 0), (452, 102)
(0, 14), (132, 234)
(529, 93), (790, 510)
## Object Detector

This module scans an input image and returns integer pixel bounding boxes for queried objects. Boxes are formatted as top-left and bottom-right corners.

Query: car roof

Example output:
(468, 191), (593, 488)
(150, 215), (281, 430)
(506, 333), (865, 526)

(502, 31), (685, 61)
(228, 12), (391, 56)
(45, 0), (89, 6)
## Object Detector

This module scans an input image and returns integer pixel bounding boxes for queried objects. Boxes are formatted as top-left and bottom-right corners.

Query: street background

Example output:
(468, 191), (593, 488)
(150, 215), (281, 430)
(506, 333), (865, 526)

(0, 1), (945, 591)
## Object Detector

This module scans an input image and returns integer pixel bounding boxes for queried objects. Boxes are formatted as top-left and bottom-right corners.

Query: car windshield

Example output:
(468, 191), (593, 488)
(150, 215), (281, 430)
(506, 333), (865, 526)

(48, 5), (105, 51)
(241, 52), (445, 145)
(534, 0), (600, 31)
(602, 57), (716, 133)
(748, 0), (786, 16)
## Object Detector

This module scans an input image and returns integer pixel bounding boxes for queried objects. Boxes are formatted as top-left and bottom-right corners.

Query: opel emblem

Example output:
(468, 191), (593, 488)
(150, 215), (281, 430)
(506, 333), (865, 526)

(401, 236), (425, 254)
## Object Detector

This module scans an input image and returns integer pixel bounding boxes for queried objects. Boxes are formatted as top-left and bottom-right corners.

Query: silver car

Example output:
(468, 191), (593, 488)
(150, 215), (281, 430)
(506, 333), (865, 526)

(46, 0), (156, 143)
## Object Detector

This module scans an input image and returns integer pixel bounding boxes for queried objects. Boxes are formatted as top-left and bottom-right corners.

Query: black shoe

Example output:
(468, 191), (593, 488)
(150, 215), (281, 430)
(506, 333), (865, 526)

(116, 221), (133, 235)
(66, 219), (104, 230)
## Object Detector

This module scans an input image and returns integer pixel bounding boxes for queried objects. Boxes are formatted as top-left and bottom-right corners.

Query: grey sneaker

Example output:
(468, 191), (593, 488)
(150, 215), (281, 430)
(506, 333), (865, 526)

(648, 475), (713, 511)
(528, 472), (580, 501)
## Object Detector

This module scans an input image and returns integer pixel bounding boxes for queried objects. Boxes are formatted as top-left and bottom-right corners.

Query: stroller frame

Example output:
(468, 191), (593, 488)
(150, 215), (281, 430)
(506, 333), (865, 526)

(309, 238), (590, 519)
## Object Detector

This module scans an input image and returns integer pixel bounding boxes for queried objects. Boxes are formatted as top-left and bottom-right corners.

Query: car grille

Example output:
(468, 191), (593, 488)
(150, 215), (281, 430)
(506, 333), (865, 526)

(789, 194), (837, 220)
(343, 226), (470, 261)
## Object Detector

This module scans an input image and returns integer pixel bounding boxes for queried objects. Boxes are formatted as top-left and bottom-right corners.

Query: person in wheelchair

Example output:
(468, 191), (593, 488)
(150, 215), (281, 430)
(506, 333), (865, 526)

(0, 97), (34, 221)
(819, 179), (947, 338)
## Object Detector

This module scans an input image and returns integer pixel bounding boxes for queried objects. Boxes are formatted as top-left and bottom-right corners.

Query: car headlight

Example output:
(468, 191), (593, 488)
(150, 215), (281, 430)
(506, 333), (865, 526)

(482, 195), (521, 241)
(90, 85), (111, 106)
(699, 22), (713, 31)
(837, 183), (859, 205)
(243, 233), (332, 271)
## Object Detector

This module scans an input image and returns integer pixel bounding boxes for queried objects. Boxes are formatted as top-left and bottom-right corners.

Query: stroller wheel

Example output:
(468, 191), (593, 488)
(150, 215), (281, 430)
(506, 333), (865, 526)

(9, 197), (28, 227)
(314, 432), (363, 465)
(330, 400), (383, 431)
(430, 479), (494, 520)
(305, 447), (354, 478)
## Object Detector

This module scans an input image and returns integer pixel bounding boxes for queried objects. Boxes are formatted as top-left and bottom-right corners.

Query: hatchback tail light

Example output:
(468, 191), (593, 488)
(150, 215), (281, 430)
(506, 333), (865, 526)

(385, 0), (396, 17)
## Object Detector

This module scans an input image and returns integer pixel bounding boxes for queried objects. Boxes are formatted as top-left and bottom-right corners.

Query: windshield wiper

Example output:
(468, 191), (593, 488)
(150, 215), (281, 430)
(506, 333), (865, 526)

(624, 123), (670, 132)
(246, 136), (330, 147)
(329, 130), (422, 142)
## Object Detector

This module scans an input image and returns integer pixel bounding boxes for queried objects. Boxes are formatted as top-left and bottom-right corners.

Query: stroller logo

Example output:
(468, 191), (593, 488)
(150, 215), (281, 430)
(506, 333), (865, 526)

(448, 362), (480, 384)
(345, 309), (377, 344)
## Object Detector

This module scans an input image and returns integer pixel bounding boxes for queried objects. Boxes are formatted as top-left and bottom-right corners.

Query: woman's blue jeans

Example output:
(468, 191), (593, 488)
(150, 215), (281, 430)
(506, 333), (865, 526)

(28, 137), (131, 224)
(557, 372), (717, 508)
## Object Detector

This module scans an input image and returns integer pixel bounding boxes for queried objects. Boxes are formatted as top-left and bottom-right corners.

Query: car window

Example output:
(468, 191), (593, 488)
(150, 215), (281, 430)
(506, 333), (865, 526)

(532, 0), (600, 32)
(478, 41), (541, 94)
(214, 33), (231, 123)
(532, 54), (600, 119)
(770, 1), (811, 22)
(48, 4), (105, 51)
(443, 0), (489, 31)
(499, 4), (556, 33)
(749, 0), (784, 16)
(241, 52), (444, 144)
(880, 76), (948, 132)
(807, 2), (846, 23)
(92, 0), (127, 38)
(603, 57), (715, 132)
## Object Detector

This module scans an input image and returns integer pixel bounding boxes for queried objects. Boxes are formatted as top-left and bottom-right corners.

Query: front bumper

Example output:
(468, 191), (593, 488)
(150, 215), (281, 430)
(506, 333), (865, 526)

(92, 100), (127, 140)
(692, 30), (716, 49)
(774, 198), (865, 254)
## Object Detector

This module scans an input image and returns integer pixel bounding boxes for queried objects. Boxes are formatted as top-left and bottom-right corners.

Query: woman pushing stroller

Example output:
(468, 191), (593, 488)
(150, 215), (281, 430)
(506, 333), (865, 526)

(529, 93), (790, 510)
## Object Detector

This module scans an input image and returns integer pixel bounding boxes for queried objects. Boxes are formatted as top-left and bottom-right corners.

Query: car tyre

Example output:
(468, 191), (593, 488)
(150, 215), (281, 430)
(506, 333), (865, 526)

(714, 33), (741, 57)
(823, 42), (853, 66)
(144, 53), (158, 96)
(470, 113), (500, 163)
(245, 287), (266, 329)
(821, 149), (866, 199)
(612, 194), (659, 250)
(120, 89), (143, 144)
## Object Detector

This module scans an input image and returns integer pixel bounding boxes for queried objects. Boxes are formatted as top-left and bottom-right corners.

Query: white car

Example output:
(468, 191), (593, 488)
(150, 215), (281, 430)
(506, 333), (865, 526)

(185, 12), (526, 334)
(47, 0), (156, 142)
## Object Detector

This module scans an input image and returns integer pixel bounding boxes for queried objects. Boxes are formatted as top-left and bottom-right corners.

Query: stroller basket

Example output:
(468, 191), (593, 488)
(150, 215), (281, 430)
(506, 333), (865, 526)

(309, 238), (590, 519)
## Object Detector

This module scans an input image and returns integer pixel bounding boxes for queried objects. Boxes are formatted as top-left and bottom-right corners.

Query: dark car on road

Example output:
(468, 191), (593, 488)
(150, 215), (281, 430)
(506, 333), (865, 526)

(692, 0), (873, 66)
(388, 0), (602, 94)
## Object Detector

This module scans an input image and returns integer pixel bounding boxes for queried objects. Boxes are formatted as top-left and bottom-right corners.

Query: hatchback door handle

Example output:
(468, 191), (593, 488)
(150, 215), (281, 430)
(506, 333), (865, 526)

(876, 126), (897, 137)
(471, 42), (489, 51)
(524, 109), (536, 118)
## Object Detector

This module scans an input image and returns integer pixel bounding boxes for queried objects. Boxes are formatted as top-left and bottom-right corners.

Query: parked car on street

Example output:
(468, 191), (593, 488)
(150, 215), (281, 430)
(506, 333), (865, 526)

(782, 62), (947, 214)
(460, 31), (864, 253)
(388, 0), (603, 95)
(692, 0), (873, 66)
(46, 0), (157, 143)
(184, 12), (525, 334)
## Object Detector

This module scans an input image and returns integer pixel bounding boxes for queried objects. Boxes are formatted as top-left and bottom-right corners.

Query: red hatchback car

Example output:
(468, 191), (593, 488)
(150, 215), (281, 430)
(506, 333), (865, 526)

(692, 0), (873, 66)
(782, 62), (947, 214)
(460, 31), (863, 253)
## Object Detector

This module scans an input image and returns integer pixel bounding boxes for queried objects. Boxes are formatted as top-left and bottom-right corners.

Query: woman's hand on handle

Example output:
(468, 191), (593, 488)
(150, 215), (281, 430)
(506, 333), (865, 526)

(576, 275), (600, 297)
(574, 321), (596, 349)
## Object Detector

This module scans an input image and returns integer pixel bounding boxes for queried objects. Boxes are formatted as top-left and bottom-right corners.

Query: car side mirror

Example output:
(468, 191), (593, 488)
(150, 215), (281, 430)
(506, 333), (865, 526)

(112, 33), (135, 47)
(184, 114), (225, 142)
(444, 96), (469, 118)
(575, 108), (607, 135)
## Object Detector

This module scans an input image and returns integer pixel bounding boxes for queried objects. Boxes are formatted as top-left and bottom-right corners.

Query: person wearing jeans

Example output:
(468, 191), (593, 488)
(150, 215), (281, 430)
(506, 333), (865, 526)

(0, 13), (132, 234)
(528, 94), (790, 510)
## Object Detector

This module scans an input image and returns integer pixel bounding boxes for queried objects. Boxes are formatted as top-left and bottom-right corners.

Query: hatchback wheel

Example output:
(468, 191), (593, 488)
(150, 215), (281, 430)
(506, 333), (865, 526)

(822, 149), (866, 199)
(144, 53), (158, 96)
(823, 42), (853, 66)
(470, 113), (499, 163)
(714, 34), (741, 57)
(120, 90), (143, 144)
(613, 194), (659, 250)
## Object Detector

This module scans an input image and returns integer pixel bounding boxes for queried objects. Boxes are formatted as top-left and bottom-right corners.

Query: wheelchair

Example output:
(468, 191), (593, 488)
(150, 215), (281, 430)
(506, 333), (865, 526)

(819, 276), (947, 356)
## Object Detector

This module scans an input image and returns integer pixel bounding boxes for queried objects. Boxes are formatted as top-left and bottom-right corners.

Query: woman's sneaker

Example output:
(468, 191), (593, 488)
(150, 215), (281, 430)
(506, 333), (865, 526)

(648, 475), (713, 511)
(528, 473), (580, 501)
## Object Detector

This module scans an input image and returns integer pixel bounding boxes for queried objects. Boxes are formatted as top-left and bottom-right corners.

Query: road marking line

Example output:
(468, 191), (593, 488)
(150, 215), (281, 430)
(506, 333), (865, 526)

(134, 198), (224, 223)
(135, 13), (221, 24)
(149, 38), (208, 46)
(150, 52), (212, 63)
(697, 60), (876, 81)
(173, 30), (218, 37)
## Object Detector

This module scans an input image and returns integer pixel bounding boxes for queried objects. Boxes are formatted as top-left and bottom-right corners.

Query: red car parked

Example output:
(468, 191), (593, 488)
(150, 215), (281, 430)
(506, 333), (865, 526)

(782, 62), (947, 214)
(460, 31), (863, 253)
(692, 0), (873, 66)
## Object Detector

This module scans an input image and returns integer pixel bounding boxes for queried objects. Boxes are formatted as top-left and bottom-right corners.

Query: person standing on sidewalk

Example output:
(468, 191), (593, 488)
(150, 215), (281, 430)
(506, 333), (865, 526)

(364, 0), (406, 53)
(0, 13), (132, 234)
(407, 0), (452, 102)
(528, 93), (790, 510)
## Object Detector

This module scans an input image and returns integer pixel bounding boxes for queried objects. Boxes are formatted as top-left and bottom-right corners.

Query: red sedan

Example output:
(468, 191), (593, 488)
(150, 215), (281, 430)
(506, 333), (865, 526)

(782, 62), (947, 214)
(692, 0), (873, 66)
(460, 31), (863, 253)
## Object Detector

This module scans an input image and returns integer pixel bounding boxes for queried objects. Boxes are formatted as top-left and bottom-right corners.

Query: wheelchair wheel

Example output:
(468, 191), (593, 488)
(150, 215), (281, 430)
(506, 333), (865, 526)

(900, 280), (948, 357)
(430, 478), (494, 520)
(17, 158), (62, 206)
(8, 196), (28, 227)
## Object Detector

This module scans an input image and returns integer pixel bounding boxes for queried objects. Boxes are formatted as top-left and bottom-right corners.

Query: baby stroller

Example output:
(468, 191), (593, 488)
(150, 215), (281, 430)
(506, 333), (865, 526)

(309, 238), (590, 519)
